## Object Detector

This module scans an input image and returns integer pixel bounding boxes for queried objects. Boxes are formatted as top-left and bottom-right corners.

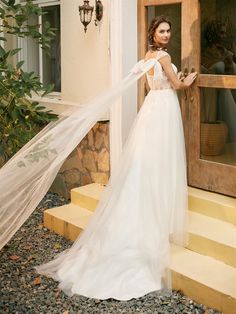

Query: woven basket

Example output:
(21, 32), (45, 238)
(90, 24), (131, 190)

(200, 121), (228, 156)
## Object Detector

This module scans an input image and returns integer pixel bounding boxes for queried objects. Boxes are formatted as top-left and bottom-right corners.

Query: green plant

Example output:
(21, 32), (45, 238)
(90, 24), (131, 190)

(0, 0), (58, 162)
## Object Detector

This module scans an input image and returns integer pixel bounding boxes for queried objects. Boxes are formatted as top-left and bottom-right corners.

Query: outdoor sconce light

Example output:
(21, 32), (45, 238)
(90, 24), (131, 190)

(79, 0), (103, 33)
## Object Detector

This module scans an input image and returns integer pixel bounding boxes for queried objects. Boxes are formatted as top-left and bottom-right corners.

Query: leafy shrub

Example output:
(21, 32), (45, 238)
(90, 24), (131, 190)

(0, 0), (58, 161)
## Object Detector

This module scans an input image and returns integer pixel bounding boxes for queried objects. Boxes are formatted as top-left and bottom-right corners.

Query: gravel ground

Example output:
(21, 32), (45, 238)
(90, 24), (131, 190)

(0, 193), (222, 314)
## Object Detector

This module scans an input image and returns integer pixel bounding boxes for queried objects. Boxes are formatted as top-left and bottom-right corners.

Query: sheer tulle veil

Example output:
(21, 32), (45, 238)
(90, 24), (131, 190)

(0, 58), (160, 250)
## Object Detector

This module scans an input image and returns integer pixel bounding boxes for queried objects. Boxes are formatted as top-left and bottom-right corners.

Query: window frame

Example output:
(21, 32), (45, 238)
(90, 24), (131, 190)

(18, 0), (61, 96)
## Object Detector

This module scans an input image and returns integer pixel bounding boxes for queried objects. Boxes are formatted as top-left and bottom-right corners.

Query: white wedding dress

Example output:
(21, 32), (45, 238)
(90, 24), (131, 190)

(36, 51), (188, 300)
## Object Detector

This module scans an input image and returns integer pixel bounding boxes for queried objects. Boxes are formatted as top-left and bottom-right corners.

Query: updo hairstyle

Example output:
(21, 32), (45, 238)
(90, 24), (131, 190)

(148, 15), (171, 51)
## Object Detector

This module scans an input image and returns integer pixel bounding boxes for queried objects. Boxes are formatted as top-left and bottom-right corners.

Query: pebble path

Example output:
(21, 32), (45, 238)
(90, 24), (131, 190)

(0, 193), (222, 314)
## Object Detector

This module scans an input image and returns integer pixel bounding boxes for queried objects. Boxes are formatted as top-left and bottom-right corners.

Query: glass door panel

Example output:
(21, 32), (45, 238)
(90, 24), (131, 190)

(200, 86), (236, 165)
(188, 0), (236, 196)
(200, 1), (236, 167)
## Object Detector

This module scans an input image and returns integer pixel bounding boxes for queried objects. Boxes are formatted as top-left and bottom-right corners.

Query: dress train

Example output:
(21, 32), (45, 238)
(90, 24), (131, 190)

(36, 52), (188, 300)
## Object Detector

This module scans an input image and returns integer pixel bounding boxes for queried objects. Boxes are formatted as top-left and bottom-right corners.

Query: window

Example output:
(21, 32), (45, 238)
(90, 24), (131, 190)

(18, 1), (61, 93)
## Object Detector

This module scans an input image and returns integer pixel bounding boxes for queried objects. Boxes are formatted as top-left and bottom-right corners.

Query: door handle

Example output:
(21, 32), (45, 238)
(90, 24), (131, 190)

(189, 67), (196, 102)
(182, 67), (196, 76)
(182, 67), (195, 102)
(183, 67), (189, 78)
(182, 68), (189, 100)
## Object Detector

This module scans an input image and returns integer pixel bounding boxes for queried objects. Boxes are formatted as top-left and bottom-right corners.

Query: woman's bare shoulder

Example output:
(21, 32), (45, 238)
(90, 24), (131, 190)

(145, 50), (158, 61)
(144, 50), (171, 62)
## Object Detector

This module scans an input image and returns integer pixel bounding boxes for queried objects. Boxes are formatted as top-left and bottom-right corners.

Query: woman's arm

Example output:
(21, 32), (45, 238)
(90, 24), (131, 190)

(158, 55), (197, 90)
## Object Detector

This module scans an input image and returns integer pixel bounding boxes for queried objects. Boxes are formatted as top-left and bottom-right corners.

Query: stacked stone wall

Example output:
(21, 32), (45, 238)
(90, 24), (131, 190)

(50, 121), (110, 199)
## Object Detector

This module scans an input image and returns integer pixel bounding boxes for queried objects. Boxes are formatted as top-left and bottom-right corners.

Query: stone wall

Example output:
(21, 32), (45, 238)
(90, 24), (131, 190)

(50, 121), (110, 199)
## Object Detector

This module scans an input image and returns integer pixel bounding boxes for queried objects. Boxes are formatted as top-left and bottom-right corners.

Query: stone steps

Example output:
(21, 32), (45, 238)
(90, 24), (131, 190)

(188, 211), (236, 268)
(188, 187), (236, 225)
(71, 183), (104, 211)
(44, 184), (236, 312)
(171, 245), (236, 313)
(44, 203), (92, 241)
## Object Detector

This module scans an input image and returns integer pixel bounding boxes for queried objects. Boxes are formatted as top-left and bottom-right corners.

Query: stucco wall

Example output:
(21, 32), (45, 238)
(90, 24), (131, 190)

(121, 0), (138, 145)
(49, 1), (111, 197)
(61, 0), (110, 103)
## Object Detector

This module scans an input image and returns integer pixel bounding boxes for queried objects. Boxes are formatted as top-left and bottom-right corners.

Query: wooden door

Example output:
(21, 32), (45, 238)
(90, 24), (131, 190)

(138, 0), (236, 197)
(189, 0), (236, 197)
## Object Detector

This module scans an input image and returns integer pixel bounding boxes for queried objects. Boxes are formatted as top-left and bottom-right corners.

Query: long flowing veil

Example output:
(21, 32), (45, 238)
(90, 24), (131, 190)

(0, 58), (157, 250)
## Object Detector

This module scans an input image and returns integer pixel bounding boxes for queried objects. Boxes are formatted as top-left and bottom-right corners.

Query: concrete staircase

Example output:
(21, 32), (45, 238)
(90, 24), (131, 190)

(44, 184), (236, 313)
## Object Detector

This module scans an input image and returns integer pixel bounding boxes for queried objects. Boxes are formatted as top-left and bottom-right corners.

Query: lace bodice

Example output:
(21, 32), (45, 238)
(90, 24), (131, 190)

(146, 51), (177, 90)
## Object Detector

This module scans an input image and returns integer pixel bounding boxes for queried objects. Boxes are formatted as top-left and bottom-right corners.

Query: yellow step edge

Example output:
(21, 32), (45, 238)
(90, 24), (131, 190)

(71, 183), (105, 211)
(171, 245), (236, 314)
(43, 201), (236, 313)
(44, 204), (92, 241)
(44, 203), (236, 268)
(70, 183), (236, 267)
(188, 187), (236, 225)
(187, 211), (236, 267)
(71, 184), (236, 225)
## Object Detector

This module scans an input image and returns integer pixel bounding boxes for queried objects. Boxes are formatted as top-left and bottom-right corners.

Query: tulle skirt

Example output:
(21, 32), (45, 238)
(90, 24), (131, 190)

(36, 89), (188, 300)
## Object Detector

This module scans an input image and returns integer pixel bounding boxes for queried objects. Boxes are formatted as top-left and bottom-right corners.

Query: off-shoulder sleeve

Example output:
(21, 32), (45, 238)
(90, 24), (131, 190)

(156, 50), (170, 61)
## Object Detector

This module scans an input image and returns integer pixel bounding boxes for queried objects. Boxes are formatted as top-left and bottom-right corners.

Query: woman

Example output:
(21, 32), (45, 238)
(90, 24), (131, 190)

(35, 16), (197, 300)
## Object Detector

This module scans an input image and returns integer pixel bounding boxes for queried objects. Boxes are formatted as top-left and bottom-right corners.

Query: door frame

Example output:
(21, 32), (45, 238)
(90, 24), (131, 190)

(138, 0), (200, 189)
(138, 0), (236, 197)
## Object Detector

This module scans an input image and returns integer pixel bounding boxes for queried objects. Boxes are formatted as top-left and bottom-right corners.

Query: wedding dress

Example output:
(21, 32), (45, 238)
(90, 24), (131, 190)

(0, 57), (155, 249)
(35, 51), (188, 300)
(0, 51), (187, 300)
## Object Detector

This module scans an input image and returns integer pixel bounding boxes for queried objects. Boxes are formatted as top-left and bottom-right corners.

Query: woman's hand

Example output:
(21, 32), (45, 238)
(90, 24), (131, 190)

(177, 71), (185, 81)
(158, 55), (197, 89)
(183, 72), (198, 87)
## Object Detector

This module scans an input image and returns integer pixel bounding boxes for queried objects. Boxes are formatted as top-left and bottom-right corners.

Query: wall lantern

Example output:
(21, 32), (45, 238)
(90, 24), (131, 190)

(79, 0), (103, 33)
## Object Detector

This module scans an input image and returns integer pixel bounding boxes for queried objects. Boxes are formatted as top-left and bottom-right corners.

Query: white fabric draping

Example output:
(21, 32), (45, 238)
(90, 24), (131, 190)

(0, 58), (156, 250)
(35, 50), (189, 299)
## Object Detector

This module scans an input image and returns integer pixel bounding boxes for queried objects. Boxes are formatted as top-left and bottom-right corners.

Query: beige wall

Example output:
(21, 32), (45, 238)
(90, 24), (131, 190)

(61, 0), (110, 103)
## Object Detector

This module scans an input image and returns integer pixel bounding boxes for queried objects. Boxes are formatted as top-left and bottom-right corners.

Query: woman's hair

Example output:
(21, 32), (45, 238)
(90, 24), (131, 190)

(148, 15), (171, 50)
